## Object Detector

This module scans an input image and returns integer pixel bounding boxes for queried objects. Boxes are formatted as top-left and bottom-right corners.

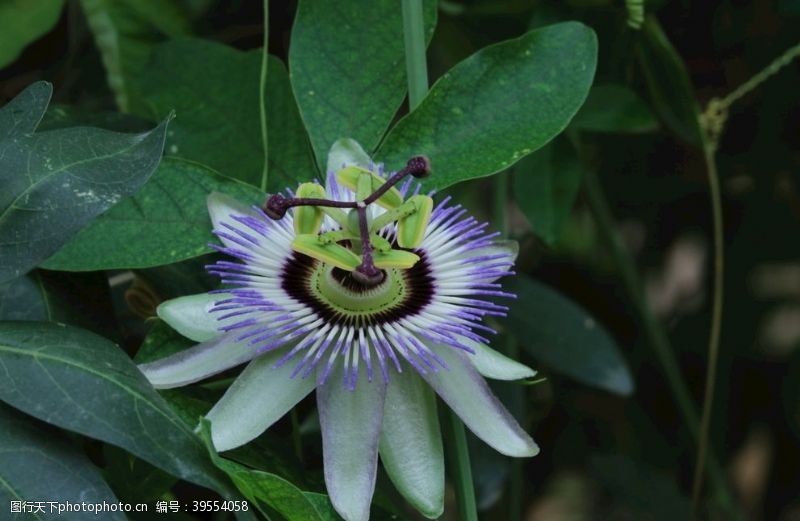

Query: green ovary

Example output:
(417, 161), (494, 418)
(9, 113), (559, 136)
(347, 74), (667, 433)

(311, 263), (408, 319)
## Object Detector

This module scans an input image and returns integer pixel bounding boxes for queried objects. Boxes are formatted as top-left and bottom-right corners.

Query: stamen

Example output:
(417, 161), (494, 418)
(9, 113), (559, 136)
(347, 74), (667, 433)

(262, 155), (431, 287)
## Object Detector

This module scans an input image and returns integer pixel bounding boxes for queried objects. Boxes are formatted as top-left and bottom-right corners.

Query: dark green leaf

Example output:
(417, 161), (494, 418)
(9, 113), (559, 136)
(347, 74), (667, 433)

(377, 22), (597, 190)
(0, 274), (48, 321)
(135, 320), (193, 364)
(303, 492), (342, 520)
(0, 1), (66, 69)
(0, 403), (125, 521)
(502, 275), (634, 395)
(0, 81), (52, 138)
(0, 270), (119, 339)
(0, 84), (170, 282)
(589, 453), (691, 520)
(0, 322), (234, 496)
(39, 104), (153, 133)
(137, 39), (315, 189)
(80, 0), (191, 112)
(512, 136), (583, 245)
(571, 84), (658, 133)
(636, 17), (703, 146)
(199, 421), (328, 521)
(290, 0), (437, 167)
(42, 158), (261, 271)
(103, 445), (178, 504)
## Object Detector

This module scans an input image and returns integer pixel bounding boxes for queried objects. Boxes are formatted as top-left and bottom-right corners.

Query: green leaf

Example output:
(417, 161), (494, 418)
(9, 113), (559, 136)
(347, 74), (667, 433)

(0, 321), (234, 496)
(289, 0), (437, 167)
(0, 403), (125, 520)
(512, 136), (583, 245)
(42, 158), (262, 271)
(377, 22), (597, 190)
(636, 16), (704, 146)
(0, 81), (52, 138)
(103, 445), (178, 504)
(0, 274), (48, 321)
(80, 0), (191, 112)
(501, 275), (634, 396)
(137, 39), (315, 189)
(199, 421), (329, 521)
(0, 84), (170, 283)
(0, 1), (66, 69)
(135, 320), (193, 364)
(570, 84), (658, 133)
(0, 271), (118, 339)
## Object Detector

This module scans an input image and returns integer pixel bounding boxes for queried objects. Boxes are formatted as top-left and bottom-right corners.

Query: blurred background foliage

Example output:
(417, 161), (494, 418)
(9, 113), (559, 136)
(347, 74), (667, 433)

(1, 0), (799, 519)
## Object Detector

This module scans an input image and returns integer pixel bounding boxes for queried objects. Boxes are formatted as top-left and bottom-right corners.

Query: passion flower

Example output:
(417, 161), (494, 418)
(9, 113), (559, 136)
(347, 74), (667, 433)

(139, 141), (539, 521)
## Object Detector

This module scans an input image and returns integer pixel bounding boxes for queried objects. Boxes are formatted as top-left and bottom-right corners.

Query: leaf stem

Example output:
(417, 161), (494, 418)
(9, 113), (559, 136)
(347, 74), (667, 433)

(401, 0), (429, 110)
(446, 411), (479, 521)
(402, 4), (478, 520)
(493, 172), (525, 521)
(258, 0), (269, 192)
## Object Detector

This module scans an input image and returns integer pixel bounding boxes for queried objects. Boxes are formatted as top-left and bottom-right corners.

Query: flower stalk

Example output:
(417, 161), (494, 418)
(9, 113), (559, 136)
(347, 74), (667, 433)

(401, 2), (480, 520)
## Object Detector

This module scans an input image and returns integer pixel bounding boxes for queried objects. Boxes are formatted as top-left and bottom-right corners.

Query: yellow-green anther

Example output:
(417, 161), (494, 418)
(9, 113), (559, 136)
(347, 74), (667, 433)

(292, 234), (361, 271)
(318, 230), (353, 244)
(369, 234), (393, 253)
(369, 199), (418, 233)
(356, 169), (373, 201)
(320, 207), (349, 229)
(335, 166), (403, 209)
(396, 195), (434, 249)
(293, 183), (327, 235)
(372, 249), (420, 269)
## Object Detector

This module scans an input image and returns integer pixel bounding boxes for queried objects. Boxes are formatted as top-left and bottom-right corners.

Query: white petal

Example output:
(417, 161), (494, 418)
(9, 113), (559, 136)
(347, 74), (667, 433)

(379, 369), (444, 519)
(138, 328), (260, 389)
(157, 293), (225, 342)
(205, 347), (316, 451)
(326, 138), (372, 173)
(318, 366), (386, 521)
(459, 336), (536, 381)
(473, 239), (519, 263)
(423, 344), (539, 457)
(207, 192), (263, 250)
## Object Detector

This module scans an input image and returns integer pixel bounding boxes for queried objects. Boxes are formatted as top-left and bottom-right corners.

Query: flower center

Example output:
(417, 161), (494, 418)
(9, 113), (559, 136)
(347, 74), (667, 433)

(282, 251), (435, 326)
(263, 156), (433, 289)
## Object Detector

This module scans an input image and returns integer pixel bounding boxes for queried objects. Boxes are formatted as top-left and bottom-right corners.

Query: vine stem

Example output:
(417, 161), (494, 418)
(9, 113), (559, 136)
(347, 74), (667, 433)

(401, 2), (477, 520)
(581, 164), (736, 514)
(258, 0), (269, 192)
(692, 42), (800, 512)
(691, 141), (724, 511)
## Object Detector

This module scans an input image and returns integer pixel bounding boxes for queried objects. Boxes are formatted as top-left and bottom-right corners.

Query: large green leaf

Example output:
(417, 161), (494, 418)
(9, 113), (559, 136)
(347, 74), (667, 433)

(0, 270), (118, 339)
(501, 275), (634, 396)
(0, 0), (66, 69)
(199, 421), (329, 521)
(0, 81), (51, 138)
(0, 82), (170, 283)
(636, 17), (703, 146)
(137, 39), (315, 189)
(570, 84), (658, 133)
(80, 0), (191, 112)
(377, 22), (597, 190)
(289, 0), (437, 167)
(0, 403), (125, 520)
(42, 158), (262, 271)
(0, 322), (233, 496)
(512, 136), (583, 245)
